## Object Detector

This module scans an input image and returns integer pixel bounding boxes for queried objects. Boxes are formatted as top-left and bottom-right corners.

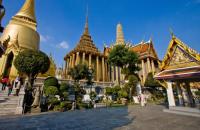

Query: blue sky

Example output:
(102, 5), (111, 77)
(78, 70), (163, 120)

(2, 0), (200, 67)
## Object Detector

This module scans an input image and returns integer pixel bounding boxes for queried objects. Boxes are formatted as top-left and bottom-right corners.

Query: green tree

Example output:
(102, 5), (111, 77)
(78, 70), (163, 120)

(108, 45), (140, 83)
(68, 64), (90, 109)
(85, 68), (94, 92)
(68, 64), (89, 83)
(144, 72), (160, 88)
(14, 50), (50, 87)
(44, 77), (59, 88)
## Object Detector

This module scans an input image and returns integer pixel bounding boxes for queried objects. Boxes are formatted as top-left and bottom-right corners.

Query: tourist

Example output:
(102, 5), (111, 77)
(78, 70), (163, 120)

(7, 81), (13, 96)
(13, 76), (21, 96)
(140, 93), (145, 107)
(1, 76), (8, 91)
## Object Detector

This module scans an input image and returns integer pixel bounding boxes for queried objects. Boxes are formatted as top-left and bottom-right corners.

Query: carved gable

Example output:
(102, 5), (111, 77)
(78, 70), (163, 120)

(169, 46), (195, 65)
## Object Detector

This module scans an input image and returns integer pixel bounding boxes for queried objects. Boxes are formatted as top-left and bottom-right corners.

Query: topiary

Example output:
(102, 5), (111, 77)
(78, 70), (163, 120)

(45, 86), (59, 96)
(44, 77), (59, 88)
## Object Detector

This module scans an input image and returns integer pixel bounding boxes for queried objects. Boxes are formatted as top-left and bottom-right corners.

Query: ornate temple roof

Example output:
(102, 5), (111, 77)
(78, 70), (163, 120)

(15, 0), (36, 23)
(65, 15), (102, 59)
(155, 35), (200, 81)
(130, 40), (159, 60)
(160, 35), (200, 70)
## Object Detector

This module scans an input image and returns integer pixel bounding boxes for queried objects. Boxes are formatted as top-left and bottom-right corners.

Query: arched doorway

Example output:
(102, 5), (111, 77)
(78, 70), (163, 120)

(3, 52), (14, 77)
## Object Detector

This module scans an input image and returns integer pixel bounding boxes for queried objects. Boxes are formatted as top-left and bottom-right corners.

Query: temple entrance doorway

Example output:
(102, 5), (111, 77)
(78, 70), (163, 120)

(3, 52), (14, 77)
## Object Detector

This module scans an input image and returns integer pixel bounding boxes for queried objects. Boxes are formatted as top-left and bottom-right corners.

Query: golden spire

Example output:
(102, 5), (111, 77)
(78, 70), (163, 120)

(15, 0), (36, 22)
(116, 23), (125, 44)
(84, 6), (89, 35)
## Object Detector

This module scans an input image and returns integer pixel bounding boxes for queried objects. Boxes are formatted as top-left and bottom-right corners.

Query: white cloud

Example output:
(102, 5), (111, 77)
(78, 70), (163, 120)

(40, 34), (51, 42)
(57, 41), (69, 49)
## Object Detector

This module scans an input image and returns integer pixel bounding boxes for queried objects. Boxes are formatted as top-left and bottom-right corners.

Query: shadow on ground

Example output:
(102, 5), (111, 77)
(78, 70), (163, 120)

(0, 106), (133, 130)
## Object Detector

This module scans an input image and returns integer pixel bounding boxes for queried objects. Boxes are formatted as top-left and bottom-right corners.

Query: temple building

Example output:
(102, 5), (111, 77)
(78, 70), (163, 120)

(155, 35), (200, 108)
(64, 15), (109, 82)
(0, 0), (40, 79)
(104, 23), (160, 85)
(64, 19), (160, 85)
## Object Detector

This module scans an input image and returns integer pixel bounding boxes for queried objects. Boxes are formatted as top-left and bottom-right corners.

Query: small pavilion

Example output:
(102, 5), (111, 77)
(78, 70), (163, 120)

(155, 35), (200, 108)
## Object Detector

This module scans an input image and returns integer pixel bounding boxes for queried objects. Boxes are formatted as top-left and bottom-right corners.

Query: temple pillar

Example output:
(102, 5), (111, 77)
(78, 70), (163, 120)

(147, 58), (151, 73)
(112, 66), (115, 82)
(69, 56), (72, 68)
(176, 82), (184, 106)
(102, 57), (105, 82)
(180, 83), (190, 107)
(89, 54), (92, 68)
(142, 60), (145, 84)
(96, 56), (99, 81)
(82, 52), (85, 64)
(185, 82), (195, 107)
(166, 81), (176, 107)
(75, 52), (80, 65)
(151, 60), (155, 74)
(116, 67), (119, 84)
(72, 53), (75, 67)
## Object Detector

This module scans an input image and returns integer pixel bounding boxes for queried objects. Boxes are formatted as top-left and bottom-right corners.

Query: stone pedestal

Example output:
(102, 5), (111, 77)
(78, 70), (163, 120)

(15, 86), (25, 114)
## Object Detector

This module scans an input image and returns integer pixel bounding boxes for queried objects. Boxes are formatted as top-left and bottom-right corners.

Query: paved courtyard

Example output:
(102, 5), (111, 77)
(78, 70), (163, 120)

(0, 105), (199, 130)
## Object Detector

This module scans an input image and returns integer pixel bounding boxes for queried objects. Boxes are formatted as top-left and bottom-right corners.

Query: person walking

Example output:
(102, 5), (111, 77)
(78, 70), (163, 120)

(140, 93), (145, 107)
(15, 77), (22, 96)
(7, 81), (13, 96)
(1, 76), (8, 91)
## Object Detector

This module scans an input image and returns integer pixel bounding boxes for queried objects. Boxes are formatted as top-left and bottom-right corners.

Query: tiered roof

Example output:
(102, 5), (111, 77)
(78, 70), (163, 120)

(65, 16), (102, 59)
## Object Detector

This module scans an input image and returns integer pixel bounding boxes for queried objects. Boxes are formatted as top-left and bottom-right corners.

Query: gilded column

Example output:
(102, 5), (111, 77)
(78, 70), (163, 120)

(96, 56), (99, 81)
(115, 66), (119, 84)
(105, 63), (108, 82)
(151, 60), (155, 74)
(102, 57), (105, 82)
(75, 52), (79, 65)
(142, 60), (145, 83)
(82, 52), (85, 64)
(147, 58), (151, 73)
(112, 66), (115, 82)
(89, 54), (92, 68)
(72, 53), (75, 67)
(69, 56), (72, 68)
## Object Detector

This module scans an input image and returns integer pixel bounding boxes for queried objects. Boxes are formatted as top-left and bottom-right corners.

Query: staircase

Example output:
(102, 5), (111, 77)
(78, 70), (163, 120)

(0, 87), (19, 116)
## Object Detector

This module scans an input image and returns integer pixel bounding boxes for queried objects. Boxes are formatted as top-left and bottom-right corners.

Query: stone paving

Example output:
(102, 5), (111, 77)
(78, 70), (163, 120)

(0, 105), (199, 130)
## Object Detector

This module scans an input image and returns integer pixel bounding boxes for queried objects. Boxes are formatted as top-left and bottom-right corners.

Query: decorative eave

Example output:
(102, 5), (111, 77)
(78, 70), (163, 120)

(160, 36), (200, 70)
(155, 66), (200, 80)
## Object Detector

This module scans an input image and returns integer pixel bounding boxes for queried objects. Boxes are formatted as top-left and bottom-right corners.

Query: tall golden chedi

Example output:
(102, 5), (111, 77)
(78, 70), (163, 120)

(0, 0), (40, 79)
(64, 15), (109, 82)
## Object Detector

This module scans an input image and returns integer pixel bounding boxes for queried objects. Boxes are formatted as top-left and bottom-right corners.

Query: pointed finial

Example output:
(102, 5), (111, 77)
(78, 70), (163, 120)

(169, 28), (175, 38)
(149, 37), (153, 43)
(15, 0), (36, 22)
(84, 5), (89, 35)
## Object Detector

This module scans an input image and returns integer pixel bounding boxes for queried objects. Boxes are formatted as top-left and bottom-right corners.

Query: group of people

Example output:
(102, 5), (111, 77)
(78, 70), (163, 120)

(0, 76), (22, 96)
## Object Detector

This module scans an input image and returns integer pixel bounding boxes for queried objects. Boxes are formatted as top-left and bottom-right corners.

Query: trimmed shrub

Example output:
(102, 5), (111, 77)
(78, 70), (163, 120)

(45, 86), (59, 96)
(44, 77), (59, 88)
